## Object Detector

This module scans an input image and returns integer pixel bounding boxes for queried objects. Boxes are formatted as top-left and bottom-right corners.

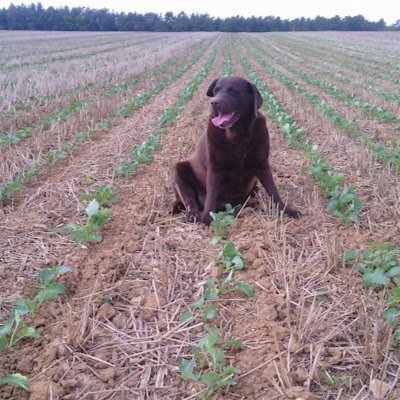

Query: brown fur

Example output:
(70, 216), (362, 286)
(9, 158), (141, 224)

(172, 76), (301, 225)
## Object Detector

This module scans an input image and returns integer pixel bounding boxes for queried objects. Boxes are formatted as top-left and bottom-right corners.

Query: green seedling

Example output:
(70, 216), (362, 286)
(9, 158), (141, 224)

(0, 265), (71, 350)
(321, 370), (351, 390)
(216, 242), (254, 297)
(79, 184), (118, 207)
(180, 325), (241, 399)
(210, 204), (241, 241)
(322, 370), (340, 389)
(326, 185), (362, 223)
(0, 265), (71, 391)
(192, 278), (219, 322)
(0, 133), (20, 147)
(342, 242), (400, 340)
(223, 34), (233, 76)
(66, 199), (112, 244)
(342, 241), (399, 288)
(0, 175), (23, 203)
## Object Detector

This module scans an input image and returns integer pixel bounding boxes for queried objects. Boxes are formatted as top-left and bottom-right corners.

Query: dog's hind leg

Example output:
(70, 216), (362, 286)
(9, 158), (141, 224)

(173, 161), (203, 222)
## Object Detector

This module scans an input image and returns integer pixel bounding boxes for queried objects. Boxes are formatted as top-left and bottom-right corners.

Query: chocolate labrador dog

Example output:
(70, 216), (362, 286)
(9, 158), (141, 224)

(172, 76), (300, 225)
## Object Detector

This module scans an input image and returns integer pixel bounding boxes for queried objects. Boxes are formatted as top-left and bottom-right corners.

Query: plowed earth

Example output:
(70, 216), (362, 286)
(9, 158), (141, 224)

(1, 32), (399, 400)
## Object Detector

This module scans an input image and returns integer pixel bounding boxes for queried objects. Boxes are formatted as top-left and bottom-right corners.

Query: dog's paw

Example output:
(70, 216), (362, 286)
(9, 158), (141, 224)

(200, 212), (213, 226)
(285, 208), (302, 219)
(171, 199), (184, 215)
(187, 209), (200, 223)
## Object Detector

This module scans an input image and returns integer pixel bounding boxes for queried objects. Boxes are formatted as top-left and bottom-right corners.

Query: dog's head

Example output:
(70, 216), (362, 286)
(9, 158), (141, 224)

(206, 76), (263, 129)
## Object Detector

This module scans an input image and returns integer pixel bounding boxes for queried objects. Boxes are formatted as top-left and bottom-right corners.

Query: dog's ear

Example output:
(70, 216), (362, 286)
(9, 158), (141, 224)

(249, 83), (263, 116)
(206, 78), (219, 97)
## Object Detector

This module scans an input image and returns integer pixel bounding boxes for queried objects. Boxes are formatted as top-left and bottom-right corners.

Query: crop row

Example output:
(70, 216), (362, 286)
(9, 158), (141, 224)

(1, 36), (211, 121)
(1, 32), (216, 113)
(268, 34), (400, 85)
(270, 37), (400, 109)
(242, 37), (400, 173)
(252, 36), (399, 124)
(180, 206), (254, 398)
(234, 37), (363, 223)
(1, 33), (150, 65)
(0, 39), (217, 204)
(263, 35), (400, 106)
(2, 36), (164, 73)
(1, 40), (207, 143)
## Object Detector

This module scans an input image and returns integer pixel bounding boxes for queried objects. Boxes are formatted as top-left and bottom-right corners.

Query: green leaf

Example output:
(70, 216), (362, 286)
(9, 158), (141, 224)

(12, 298), (37, 318)
(387, 266), (400, 277)
(193, 297), (205, 309)
(204, 285), (218, 300)
(201, 371), (220, 384)
(352, 262), (366, 272)
(222, 242), (237, 258)
(35, 284), (65, 303)
(39, 268), (57, 286)
(179, 311), (193, 323)
(203, 306), (215, 322)
(342, 249), (357, 263)
(234, 282), (254, 297)
(362, 268), (390, 288)
(18, 326), (40, 341)
(0, 374), (31, 391)
(54, 265), (72, 275)
(179, 359), (199, 381)
(232, 255), (244, 270)
(208, 347), (225, 368)
(85, 199), (100, 217)
(384, 308), (400, 323)
(222, 270), (234, 286)
(204, 325), (220, 337)
(0, 321), (12, 337)
(209, 237), (220, 246)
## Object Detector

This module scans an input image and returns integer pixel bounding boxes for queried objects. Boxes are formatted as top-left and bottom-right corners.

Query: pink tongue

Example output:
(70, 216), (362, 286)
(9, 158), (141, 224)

(212, 112), (234, 128)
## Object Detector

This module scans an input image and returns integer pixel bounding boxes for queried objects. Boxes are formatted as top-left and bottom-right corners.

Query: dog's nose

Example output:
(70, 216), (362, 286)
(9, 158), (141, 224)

(211, 99), (220, 107)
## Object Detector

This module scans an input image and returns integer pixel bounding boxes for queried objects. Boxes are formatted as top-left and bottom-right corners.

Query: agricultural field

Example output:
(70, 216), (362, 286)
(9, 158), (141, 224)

(0, 30), (399, 399)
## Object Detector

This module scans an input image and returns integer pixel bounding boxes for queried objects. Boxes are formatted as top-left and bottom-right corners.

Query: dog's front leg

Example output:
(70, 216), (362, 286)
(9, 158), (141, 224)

(256, 164), (301, 219)
(201, 169), (221, 225)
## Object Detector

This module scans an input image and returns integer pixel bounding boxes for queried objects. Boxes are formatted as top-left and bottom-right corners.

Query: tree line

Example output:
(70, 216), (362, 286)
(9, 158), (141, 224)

(0, 3), (395, 32)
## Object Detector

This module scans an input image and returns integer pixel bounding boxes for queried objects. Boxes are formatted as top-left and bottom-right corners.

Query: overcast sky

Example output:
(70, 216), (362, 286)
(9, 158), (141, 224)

(1, 0), (398, 25)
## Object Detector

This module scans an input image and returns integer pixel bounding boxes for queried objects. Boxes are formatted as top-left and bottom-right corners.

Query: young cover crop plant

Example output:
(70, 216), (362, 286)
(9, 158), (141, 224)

(0, 265), (71, 390)
(343, 242), (400, 340)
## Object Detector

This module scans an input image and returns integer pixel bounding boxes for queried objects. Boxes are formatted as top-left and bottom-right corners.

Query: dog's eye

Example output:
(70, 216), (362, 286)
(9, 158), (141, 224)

(227, 87), (236, 95)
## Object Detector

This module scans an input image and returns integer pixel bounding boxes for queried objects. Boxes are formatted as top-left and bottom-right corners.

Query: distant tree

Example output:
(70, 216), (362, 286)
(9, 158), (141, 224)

(0, 3), (389, 32)
(172, 11), (191, 31)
